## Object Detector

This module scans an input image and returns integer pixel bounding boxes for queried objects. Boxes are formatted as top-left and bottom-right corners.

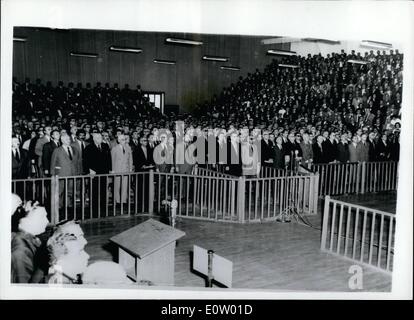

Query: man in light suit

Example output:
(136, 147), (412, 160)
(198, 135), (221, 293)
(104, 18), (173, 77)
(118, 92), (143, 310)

(299, 133), (313, 168)
(348, 135), (359, 162)
(111, 134), (133, 204)
(50, 134), (82, 208)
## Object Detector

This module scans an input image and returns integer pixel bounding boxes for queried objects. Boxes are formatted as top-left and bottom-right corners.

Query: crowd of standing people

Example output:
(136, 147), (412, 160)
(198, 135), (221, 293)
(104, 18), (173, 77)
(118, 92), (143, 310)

(12, 49), (402, 183)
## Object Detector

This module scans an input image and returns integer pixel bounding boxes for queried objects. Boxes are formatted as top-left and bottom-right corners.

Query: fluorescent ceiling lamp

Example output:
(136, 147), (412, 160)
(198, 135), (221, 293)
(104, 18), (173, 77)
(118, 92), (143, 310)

(202, 55), (229, 62)
(70, 52), (98, 58)
(262, 37), (300, 45)
(347, 59), (368, 65)
(267, 49), (297, 56)
(220, 66), (240, 71)
(360, 40), (392, 49)
(278, 64), (299, 68)
(109, 46), (143, 53)
(302, 38), (340, 45)
(13, 37), (27, 42)
(165, 38), (203, 46)
(153, 59), (176, 65)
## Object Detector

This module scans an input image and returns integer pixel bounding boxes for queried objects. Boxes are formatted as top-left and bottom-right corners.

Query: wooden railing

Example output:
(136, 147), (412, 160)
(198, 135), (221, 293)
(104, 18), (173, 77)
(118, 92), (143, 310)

(311, 161), (398, 196)
(243, 174), (319, 222)
(259, 166), (286, 178)
(321, 196), (395, 274)
(11, 169), (319, 225)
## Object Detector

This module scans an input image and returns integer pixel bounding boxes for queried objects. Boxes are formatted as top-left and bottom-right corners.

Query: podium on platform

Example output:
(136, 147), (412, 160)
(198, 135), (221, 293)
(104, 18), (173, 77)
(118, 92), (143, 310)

(110, 218), (185, 286)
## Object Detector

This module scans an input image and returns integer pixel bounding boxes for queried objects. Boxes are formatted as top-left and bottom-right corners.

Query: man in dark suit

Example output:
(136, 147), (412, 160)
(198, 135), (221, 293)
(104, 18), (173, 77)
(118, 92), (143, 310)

(284, 132), (303, 169)
(130, 131), (140, 154)
(313, 135), (326, 164)
(34, 126), (51, 176)
(84, 133), (112, 175)
(273, 136), (285, 169)
(261, 130), (274, 165)
(133, 136), (154, 171)
(377, 133), (390, 161)
(71, 129), (89, 174)
(84, 133), (112, 215)
(337, 133), (350, 163)
(12, 136), (30, 180)
(368, 131), (378, 161)
(357, 133), (370, 162)
(323, 132), (338, 163)
(41, 130), (60, 177)
(226, 132), (242, 176)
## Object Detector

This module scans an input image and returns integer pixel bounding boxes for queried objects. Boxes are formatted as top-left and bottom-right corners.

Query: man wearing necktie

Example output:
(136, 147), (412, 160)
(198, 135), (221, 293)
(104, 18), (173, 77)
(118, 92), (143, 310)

(50, 134), (82, 209)
(111, 134), (133, 204)
(357, 133), (370, 162)
(42, 130), (61, 177)
(71, 129), (89, 174)
(368, 131), (378, 161)
(84, 133), (112, 214)
(12, 136), (30, 180)
(35, 126), (52, 177)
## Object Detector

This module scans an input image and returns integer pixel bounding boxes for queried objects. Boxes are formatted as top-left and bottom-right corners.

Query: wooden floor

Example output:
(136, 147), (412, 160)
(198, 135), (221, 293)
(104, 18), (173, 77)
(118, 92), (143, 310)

(81, 196), (393, 291)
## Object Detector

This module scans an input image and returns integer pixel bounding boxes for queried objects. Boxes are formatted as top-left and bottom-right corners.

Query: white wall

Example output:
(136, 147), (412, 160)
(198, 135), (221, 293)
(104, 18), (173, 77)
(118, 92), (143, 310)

(290, 40), (404, 57)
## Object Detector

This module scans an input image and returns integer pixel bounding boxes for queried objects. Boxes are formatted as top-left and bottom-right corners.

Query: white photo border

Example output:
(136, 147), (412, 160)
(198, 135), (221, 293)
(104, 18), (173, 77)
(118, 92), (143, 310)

(1, 0), (413, 300)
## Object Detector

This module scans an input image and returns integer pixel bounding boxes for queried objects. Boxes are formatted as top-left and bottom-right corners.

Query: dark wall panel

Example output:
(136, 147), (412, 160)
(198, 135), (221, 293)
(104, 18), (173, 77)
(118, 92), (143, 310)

(13, 28), (289, 112)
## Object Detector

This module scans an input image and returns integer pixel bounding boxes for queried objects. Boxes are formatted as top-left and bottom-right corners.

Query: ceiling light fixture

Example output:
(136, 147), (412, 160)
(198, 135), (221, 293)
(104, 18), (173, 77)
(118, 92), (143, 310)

(261, 37), (299, 45)
(109, 46), (143, 53)
(70, 52), (98, 58)
(361, 40), (392, 49)
(165, 38), (203, 46)
(202, 55), (229, 62)
(153, 59), (176, 65)
(13, 37), (27, 42)
(302, 38), (341, 45)
(220, 66), (240, 71)
(278, 64), (299, 68)
(267, 49), (297, 56)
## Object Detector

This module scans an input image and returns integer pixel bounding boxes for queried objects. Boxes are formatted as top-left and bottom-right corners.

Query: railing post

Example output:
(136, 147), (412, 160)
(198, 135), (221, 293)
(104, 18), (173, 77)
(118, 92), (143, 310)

(395, 161), (399, 190)
(148, 170), (154, 214)
(355, 162), (361, 193)
(313, 173), (319, 214)
(320, 195), (331, 251)
(50, 175), (60, 225)
(237, 176), (246, 223)
(360, 162), (366, 194)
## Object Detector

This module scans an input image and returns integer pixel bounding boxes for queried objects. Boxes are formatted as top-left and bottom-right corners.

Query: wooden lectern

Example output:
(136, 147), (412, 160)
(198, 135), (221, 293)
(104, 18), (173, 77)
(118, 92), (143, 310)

(110, 218), (185, 286)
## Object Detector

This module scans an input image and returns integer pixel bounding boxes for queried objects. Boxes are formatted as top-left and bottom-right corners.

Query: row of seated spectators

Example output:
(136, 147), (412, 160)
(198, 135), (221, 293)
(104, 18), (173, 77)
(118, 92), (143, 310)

(13, 78), (158, 119)
(195, 49), (402, 134)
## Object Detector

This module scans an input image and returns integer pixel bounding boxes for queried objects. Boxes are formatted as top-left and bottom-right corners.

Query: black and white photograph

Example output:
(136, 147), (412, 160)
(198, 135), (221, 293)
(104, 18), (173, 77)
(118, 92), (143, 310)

(1, 0), (412, 301)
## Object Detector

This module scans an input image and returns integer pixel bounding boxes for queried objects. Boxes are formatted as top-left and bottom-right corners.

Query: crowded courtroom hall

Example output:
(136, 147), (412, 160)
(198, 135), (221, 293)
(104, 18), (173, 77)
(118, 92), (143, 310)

(9, 27), (403, 290)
